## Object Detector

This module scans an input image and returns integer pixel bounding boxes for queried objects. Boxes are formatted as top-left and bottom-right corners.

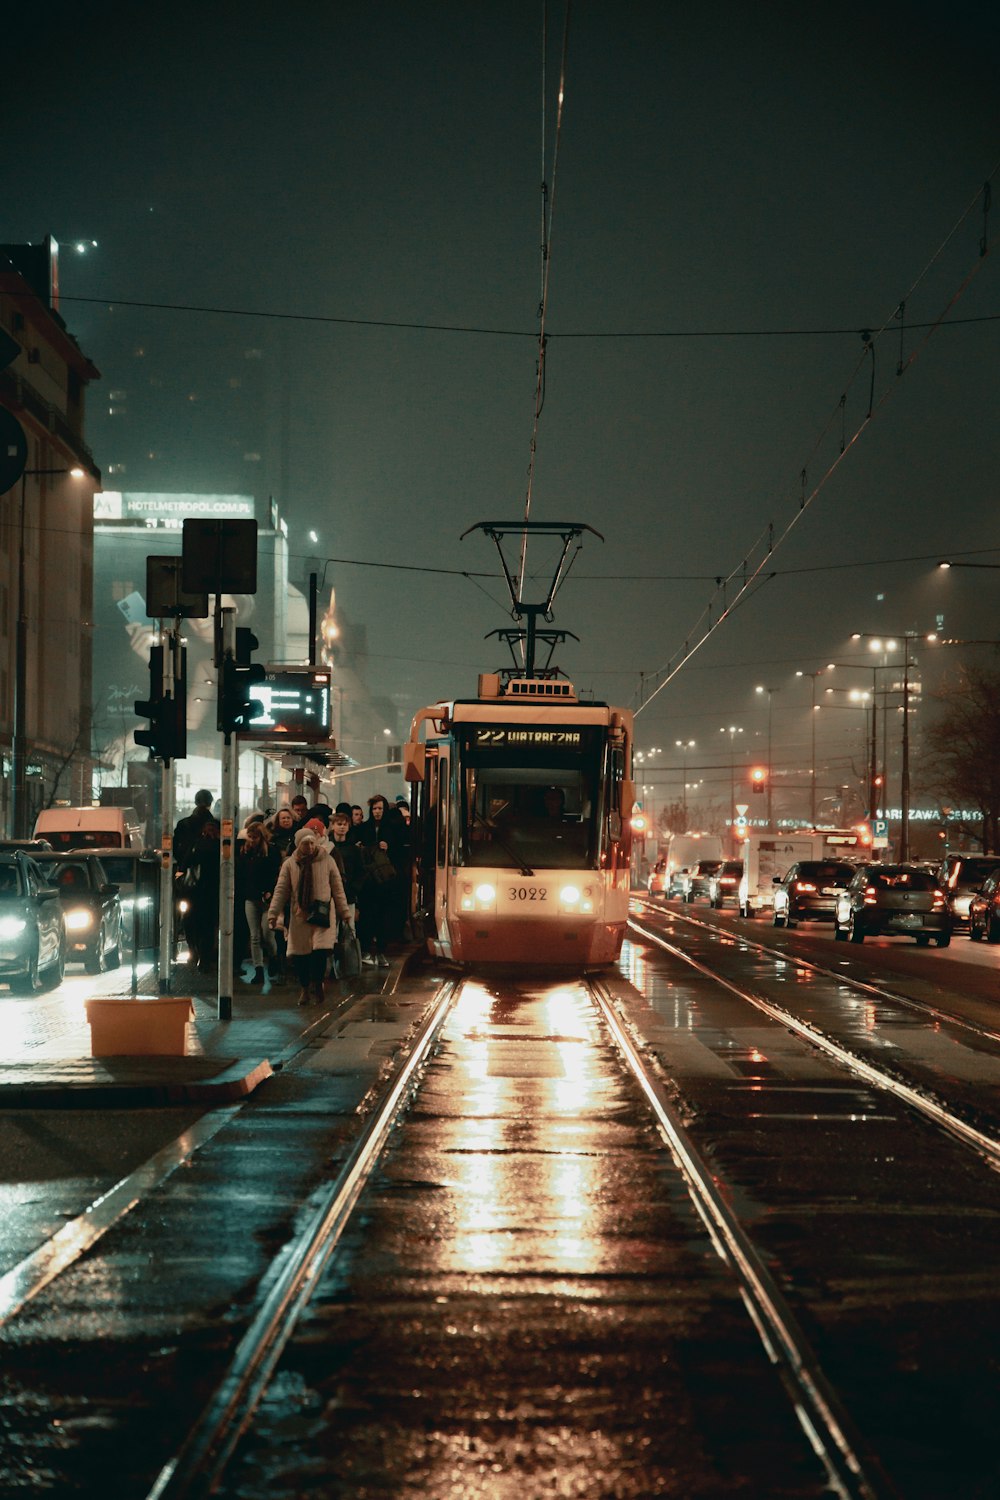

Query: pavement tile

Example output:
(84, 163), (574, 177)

(0, 950), (416, 1108)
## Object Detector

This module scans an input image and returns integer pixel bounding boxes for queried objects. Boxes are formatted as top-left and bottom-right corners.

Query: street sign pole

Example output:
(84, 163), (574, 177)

(158, 621), (177, 994)
(217, 608), (236, 1021)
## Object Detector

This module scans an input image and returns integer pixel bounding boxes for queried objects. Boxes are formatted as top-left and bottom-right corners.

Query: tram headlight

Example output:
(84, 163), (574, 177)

(559, 884), (594, 914)
(461, 882), (497, 912)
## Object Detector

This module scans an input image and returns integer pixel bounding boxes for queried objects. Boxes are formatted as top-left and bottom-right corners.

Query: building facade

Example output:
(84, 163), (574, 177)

(0, 238), (102, 835)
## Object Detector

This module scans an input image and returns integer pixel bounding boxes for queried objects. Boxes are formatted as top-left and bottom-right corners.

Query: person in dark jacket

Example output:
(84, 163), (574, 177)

(187, 820), (221, 974)
(359, 793), (402, 967)
(173, 789), (217, 882)
(235, 821), (283, 983)
(330, 808), (366, 911)
(268, 806), (297, 860)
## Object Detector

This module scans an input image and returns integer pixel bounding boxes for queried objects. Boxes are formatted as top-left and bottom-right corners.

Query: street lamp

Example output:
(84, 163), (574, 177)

(719, 724), (744, 831)
(850, 631), (937, 861)
(9, 465), (87, 837)
(675, 739), (695, 823)
(754, 685), (780, 827)
(795, 665), (836, 826)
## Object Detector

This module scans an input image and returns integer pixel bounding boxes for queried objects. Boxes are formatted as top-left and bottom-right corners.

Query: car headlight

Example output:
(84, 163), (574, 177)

(0, 916), (27, 939)
(64, 909), (94, 932)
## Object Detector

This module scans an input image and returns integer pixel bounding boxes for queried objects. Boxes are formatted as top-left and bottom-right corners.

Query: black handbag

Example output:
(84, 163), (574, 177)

(306, 899), (331, 928)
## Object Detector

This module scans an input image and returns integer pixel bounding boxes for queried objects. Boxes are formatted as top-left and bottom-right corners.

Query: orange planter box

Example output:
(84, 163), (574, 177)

(85, 997), (194, 1057)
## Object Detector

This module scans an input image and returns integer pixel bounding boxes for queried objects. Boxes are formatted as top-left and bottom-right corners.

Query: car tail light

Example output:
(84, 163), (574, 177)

(794, 881), (817, 893)
(721, 877), (737, 885)
(933, 891), (945, 908)
(864, 886), (878, 905)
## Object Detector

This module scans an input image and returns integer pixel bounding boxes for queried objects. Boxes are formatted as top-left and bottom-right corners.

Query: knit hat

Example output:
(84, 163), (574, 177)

(304, 818), (326, 836)
(295, 826), (319, 847)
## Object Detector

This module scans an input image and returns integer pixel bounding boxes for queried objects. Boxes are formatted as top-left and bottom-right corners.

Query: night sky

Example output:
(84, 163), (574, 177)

(9, 0), (1000, 808)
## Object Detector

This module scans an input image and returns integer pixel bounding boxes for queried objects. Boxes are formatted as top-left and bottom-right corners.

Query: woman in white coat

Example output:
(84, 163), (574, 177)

(268, 827), (352, 1005)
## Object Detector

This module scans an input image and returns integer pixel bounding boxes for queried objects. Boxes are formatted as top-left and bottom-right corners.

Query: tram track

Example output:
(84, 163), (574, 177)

(636, 894), (1000, 1047)
(5, 957), (1000, 1495)
(143, 972), (891, 1500)
(630, 902), (1000, 1171)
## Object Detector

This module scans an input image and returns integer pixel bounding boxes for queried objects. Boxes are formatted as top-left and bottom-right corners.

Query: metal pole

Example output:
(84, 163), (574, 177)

(157, 621), (178, 994)
(11, 472), (28, 838)
(868, 667), (878, 818)
(900, 650), (911, 862)
(308, 571), (318, 665)
(218, 607), (236, 1020)
(809, 679), (817, 827)
(773, 693), (779, 834)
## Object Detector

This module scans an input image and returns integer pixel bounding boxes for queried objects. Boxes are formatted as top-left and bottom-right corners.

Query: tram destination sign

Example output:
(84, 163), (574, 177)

(472, 727), (583, 748)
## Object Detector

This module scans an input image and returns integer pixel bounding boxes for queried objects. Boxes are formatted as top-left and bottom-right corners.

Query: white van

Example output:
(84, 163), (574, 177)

(33, 805), (146, 852)
(739, 828), (870, 917)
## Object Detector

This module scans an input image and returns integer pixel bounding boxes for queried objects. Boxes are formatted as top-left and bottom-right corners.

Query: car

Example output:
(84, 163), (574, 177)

(772, 860), (857, 927)
(0, 851), (66, 993)
(0, 838), (54, 852)
(681, 859), (724, 903)
(647, 859), (668, 896)
(31, 853), (124, 973)
(667, 866), (691, 897)
(834, 864), (951, 946)
(968, 869), (1000, 942)
(939, 853), (1000, 928)
(708, 860), (744, 908)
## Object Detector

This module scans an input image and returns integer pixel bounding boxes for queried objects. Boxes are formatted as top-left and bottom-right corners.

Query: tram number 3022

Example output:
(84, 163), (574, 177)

(508, 887), (548, 902)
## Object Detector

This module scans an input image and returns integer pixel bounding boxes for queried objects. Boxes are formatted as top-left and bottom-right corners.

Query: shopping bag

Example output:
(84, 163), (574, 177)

(337, 919), (362, 977)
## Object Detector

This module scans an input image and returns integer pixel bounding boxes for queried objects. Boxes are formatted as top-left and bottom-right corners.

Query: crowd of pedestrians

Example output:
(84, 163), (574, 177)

(172, 787), (414, 1004)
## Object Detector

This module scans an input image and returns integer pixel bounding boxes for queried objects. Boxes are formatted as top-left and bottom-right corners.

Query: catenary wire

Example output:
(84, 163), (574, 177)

(634, 164), (1000, 719)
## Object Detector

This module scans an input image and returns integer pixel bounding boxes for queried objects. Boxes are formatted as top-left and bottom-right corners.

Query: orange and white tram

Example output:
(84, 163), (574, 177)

(403, 671), (635, 967)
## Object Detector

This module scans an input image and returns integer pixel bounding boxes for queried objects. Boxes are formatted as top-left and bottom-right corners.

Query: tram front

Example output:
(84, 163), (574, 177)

(408, 685), (634, 968)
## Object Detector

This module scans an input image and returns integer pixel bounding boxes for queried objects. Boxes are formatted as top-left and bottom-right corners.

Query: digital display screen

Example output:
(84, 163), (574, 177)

(242, 672), (331, 742)
(472, 727), (583, 748)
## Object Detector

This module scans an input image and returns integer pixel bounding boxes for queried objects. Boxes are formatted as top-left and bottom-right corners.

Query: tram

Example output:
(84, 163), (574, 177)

(403, 671), (635, 967)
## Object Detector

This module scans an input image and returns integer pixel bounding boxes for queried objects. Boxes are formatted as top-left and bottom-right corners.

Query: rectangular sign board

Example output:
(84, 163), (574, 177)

(239, 669), (331, 743)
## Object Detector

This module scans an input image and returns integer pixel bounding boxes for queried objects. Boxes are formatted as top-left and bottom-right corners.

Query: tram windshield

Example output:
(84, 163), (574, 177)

(459, 724), (603, 870)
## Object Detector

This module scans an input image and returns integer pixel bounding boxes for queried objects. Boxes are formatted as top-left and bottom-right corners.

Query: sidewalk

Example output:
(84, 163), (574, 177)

(0, 951), (415, 1110)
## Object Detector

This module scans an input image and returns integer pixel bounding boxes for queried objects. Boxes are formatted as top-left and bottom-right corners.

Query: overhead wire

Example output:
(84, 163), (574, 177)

(634, 165), (1000, 720)
(517, 0), (571, 609)
(42, 295), (1000, 342)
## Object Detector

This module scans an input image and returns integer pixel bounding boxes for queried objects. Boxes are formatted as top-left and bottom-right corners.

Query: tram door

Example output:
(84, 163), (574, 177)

(432, 747), (451, 944)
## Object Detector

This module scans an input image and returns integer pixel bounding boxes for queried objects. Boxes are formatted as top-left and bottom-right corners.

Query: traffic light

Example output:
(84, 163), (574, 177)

(218, 627), (266, 740)
(135, 645), (187, 765)
(750, 766), (767, 794)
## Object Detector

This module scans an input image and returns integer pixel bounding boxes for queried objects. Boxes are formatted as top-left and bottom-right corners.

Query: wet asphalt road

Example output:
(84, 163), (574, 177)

(218, 977), (829, 1500)
(3, 924), (1000, 1496)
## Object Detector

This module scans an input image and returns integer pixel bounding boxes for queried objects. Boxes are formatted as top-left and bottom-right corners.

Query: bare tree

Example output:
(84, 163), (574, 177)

(923, 664), (1000, 851)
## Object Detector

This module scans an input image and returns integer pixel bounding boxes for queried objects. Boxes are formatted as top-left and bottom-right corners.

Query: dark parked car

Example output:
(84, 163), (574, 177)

(708, 860), (744, 909)
(0, 838), (54, 852)
(0, 851), (66, 993)
(834, 864), (951, 946)
(681, 859), (724, 903)
(32, 853), (123, 973)
(940, 854), (1000, 928)
(968, 869), (1000, 942)
(772, 860), (856, 927)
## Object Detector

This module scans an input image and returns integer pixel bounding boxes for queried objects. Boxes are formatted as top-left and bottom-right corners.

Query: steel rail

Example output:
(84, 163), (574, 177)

(629, 915), (1000, 1170)
(636, 894), (1000, 1048)
(587, 976), (888, 1500)
(146, 977), (460, 1500)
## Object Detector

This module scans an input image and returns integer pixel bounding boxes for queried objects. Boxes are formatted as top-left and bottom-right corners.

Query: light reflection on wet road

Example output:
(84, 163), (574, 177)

(220, 976), (830, 1499)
